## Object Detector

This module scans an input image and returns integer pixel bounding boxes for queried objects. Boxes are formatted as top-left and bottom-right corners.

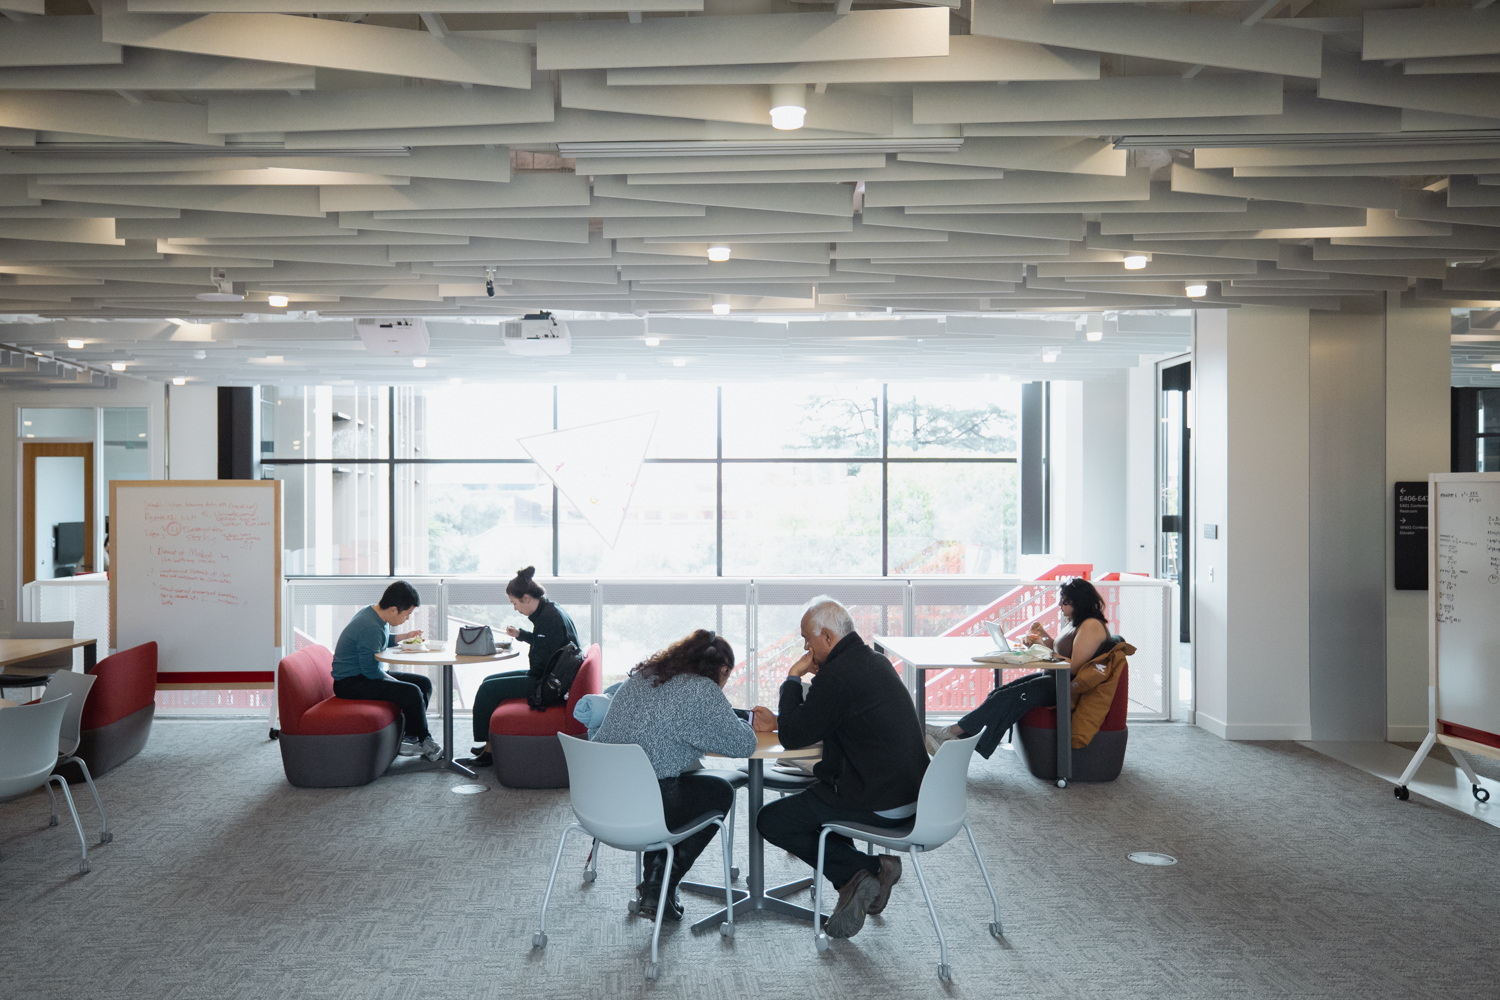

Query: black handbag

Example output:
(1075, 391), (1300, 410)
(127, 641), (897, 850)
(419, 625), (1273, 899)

(528, 642), (583, 711)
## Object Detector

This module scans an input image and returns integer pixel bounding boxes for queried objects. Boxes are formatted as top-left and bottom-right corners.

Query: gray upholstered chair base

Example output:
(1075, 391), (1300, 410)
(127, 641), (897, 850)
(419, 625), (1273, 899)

(55, 704), (154, 783)
(491, 732), (571, 789)
(1014, 725), (1127, 783)
(279, 722), (400, 788)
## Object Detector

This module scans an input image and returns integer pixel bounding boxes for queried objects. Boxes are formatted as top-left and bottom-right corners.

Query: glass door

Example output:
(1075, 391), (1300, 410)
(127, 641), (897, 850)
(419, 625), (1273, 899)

(1159, 360), (1191, 643)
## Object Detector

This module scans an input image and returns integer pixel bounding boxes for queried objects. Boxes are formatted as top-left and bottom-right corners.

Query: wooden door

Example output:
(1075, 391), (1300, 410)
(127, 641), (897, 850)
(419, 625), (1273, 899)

(22, 442), (94, 585)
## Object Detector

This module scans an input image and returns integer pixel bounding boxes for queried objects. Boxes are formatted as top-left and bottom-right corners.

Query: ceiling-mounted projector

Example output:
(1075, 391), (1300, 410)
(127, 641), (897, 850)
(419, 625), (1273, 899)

(503, 311), (571, 356)
(356, 317), (430, 356)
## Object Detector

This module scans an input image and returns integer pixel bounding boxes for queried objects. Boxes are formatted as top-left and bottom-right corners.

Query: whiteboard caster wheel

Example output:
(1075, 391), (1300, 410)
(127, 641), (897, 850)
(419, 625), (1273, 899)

(938, 964), (952, 983)
(644, 962), (660, 982)
(269, 728), (280, 740)
(1474, 784), (1490, 803)
(989, 922), (1003, 940)
(582, 869), (596, 882)
(100, 831), (113, 844)
(531, 932), (546, 949)
(720, 921), (734, 939)
(1056, 778), (1067, 789)
(1395, 785), (1410, 801)
(627, 899), (639, 915)
(815, 933), (830, 953)
(731, 866), (740, 882)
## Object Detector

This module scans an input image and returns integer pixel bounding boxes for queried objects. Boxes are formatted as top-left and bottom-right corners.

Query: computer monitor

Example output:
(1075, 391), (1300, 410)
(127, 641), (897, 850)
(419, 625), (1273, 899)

(53, 520), (85, 574)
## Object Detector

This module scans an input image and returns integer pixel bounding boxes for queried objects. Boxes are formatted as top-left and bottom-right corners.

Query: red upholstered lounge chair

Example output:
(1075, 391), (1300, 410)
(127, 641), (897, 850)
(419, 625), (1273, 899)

(1012, 664), (1129, 783)
(277, 644), (401, 788)
(489, 643), (602, 789)
(55, 641), (158, 784)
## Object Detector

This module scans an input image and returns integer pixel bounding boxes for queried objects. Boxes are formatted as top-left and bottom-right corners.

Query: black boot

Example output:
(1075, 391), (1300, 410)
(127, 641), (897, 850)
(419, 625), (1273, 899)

(635, 853), (683, 921)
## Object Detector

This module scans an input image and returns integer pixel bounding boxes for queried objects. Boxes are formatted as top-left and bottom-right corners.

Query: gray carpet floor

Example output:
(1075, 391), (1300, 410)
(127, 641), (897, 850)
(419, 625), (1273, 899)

(1, 720), (1496, 1000)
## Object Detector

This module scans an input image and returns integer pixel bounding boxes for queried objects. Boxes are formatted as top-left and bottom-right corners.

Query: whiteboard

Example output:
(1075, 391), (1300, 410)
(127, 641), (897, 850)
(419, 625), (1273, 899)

(1431, 473), (1500, 754)
(110, 480), (282, 685)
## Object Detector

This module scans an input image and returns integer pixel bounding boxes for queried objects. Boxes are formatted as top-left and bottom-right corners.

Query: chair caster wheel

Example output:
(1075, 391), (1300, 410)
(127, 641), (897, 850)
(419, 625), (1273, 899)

(269, 728), (279, 740)
(731, 866), (740, 881)
(582, 869), (597, 882)
(100, 831), (113, 844)
(720, 922), (734, 939)
(1395, 785), (1410, 801)
(1474, 784), (1490, 803)
(815, 934), (829, 953)
(532, 932), (547, 949)
(627, 899), (639, 914)
(49, 816), (58, 827)
(1056, 778), (1067, 789)
(938, 963), (952, 983)
(79, 862), (90, 875)
(989, 922), (1003, 940)
(644, 962), (660, 981)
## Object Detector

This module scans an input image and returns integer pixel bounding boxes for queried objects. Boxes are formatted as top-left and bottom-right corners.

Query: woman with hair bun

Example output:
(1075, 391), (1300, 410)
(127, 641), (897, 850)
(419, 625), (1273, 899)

(462, 566), (580, 768)
(594, 629), (759, 922)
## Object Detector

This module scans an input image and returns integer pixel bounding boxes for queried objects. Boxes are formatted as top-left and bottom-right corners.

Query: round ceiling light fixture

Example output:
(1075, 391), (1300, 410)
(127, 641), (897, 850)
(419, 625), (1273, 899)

(67, 339), (85, 350)
(769, 83), (807, 131)
(412, 358), (427, 368)
(712, 294), (731, 316)
(644, 336), (661, 347)
(111, 361), (128, 371)
(1123, 255), (1149, 270)
(707, 245), (732, 262)
(1185, 283), (1208, 298)
(267, 294), (290, 308)
(172, 377), (186, 386)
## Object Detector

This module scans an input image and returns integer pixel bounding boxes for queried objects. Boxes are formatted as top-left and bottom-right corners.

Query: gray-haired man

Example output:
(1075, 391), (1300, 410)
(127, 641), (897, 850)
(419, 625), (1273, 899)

(756, 597), (930, 939)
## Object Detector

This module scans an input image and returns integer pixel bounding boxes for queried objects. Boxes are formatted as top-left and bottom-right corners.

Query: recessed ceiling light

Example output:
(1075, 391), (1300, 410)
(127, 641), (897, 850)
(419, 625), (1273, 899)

(707, 246), (731, 262)
(672, 357), (687, 367)
(111, 362), (127, 371)
(1123, 255), (1149, 270)
(1185, 283), (1208, 297)
(66, 339), (84, 349)
(267, 294), (289, 308)
(412, 358), (427, 368)
(769, 83), (807, 131)
(172, 377), (186, 385)
(644, 336), (661, 347)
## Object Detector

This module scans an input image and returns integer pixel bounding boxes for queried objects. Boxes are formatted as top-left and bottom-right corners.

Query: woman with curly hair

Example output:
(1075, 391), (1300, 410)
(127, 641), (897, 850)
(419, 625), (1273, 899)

(594, 629), (760, 921)
(925, 577), (1117, 760)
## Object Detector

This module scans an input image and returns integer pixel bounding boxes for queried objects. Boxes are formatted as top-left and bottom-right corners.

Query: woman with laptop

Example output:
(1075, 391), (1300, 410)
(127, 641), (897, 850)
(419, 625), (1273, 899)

(925, 577), (1116, 759)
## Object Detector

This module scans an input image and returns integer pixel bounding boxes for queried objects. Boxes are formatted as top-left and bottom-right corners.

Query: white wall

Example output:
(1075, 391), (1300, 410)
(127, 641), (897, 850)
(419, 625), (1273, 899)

(167, 384), (218, 480)
(34, 455), (85, 580)
(1385, 297), (1451, 740)
(1193, 306), (1313, 741)
(1080, 376), (1127, 574)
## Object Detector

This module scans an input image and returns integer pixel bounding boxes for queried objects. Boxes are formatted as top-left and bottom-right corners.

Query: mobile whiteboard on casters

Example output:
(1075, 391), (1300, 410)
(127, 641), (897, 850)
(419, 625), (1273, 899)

(109, 480), (282, 688)
(1395, 472), (1500, 804)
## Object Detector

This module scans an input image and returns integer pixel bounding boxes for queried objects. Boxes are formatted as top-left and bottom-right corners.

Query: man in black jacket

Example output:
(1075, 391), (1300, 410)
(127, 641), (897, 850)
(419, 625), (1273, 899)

(757, 596), (929, 939)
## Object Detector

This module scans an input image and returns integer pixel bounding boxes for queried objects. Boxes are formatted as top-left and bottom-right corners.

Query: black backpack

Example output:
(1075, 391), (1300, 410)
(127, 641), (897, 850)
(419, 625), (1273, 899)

(529, 642), (584, 711)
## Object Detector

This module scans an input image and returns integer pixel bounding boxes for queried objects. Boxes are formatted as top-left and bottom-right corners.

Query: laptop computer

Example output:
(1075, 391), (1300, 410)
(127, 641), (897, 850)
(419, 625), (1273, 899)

(983, 620), (1014, 652)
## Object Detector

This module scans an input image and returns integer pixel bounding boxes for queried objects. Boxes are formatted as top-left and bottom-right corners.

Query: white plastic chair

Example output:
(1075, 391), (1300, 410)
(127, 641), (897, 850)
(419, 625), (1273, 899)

(534, 734), (736, 982)
(42, 671), (111, 845)
(0, 695), (91, 874)
(811, 730), (1002, 984)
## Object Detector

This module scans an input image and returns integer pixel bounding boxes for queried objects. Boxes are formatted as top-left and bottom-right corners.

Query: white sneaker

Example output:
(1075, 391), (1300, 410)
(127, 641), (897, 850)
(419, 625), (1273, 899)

(397, 737), (422, 757)
(924, 724), (956, 756)
(418, 736), (442, 761)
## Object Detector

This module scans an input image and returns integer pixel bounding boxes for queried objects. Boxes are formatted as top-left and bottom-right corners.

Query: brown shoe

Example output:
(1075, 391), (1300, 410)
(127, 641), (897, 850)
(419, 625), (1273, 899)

(825, 868), (880, 939)
(865, 855), (902, 916)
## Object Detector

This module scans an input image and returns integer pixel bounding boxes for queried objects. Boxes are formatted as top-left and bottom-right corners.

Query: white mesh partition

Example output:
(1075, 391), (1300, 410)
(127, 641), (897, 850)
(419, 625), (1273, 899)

(752, 580), (907, 705)
(1097, 581), (1171, 720)
(597, 579), (751, 704)
(22, 575), (109, 672)
(443, 578), (594, 709)
(911, 579), (1031, 714)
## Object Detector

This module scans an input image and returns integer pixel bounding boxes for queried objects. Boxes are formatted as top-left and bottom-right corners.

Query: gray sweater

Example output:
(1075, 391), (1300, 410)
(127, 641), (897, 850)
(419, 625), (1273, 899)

(595, 672), (757, 779)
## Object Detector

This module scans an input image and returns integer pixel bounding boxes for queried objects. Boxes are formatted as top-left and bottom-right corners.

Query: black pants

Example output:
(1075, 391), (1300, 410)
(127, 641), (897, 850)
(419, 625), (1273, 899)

(757, 790), (908, 890)
(956, 672), (1058, 759)
(333, 671), (433, 740)
(643, 772), (736, 887)
(471, 668), (532, 743)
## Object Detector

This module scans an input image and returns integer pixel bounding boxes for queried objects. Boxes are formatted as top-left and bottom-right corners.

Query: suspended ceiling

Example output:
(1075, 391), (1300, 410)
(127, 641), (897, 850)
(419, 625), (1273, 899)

(0, 0), (1498, 382)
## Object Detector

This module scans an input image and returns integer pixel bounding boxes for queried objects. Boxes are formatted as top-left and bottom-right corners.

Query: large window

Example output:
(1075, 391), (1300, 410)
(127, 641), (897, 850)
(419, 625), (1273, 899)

(261, 381), (1021, 577)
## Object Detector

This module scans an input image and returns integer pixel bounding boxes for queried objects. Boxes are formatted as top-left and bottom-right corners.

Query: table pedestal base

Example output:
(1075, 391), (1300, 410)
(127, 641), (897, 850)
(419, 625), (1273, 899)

(686, 877), (816, 932)
(385, 756), (476, 779)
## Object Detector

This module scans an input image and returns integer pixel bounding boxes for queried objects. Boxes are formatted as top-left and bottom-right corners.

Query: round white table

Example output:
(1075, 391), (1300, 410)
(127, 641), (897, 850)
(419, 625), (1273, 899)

(375, 641), (519, 778)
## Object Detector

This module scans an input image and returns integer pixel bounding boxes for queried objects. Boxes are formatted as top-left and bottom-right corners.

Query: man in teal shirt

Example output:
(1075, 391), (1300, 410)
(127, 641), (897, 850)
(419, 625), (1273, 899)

(332, 580), (440, 760)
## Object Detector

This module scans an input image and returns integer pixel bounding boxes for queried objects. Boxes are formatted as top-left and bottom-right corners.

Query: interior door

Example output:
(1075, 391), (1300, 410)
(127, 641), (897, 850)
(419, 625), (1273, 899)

(1159, 361), (1191, 643)
(22, 442), (95, 585)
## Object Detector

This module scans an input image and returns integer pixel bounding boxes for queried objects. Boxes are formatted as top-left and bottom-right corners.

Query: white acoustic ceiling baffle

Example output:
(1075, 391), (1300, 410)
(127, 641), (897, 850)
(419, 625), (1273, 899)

(518, 412), (658, 548)
(355, 317), (429, 356)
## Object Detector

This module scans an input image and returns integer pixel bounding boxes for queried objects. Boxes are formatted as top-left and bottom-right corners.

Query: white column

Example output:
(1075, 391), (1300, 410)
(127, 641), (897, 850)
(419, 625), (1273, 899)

(1385, 295), (1450, 741)
(1193, 307), (1312, 740)
(1123, 361), (1158, 576)
(166, 385), (218, 480)
(1080, 375), (1128, 574)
